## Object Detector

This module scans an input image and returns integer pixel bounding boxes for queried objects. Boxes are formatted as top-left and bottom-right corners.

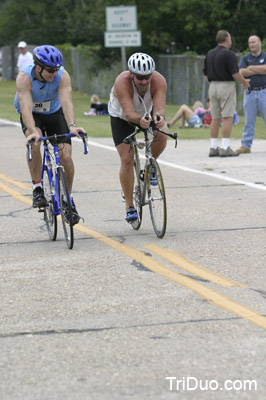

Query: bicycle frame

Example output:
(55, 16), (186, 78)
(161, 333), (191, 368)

(128, 122), (177, 195)
(28, 132), (88, 248)
(124, 121), (177, 237)
(133, 129), (153, 206)
(42, 139), (69, 216)
(28, 133), (87, 213)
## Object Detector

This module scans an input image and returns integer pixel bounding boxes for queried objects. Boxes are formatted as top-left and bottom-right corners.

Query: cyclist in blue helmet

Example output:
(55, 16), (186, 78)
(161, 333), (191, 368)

(14, 45), (86, 224)
(33, 45), (63, 82)
(108, 52), (168, 223)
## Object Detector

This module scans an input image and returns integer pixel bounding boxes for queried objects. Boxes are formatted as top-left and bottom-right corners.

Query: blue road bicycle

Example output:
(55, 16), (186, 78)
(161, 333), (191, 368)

(28, 132), (88, 249)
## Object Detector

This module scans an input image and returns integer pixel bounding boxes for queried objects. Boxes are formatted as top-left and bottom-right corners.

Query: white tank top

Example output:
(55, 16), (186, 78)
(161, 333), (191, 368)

(108, 80), (153, 120)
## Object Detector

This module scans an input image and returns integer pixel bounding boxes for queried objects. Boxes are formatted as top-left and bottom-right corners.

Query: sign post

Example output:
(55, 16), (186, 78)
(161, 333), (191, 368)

(105, 6), (141, 71)
(121, 47), (126, 73)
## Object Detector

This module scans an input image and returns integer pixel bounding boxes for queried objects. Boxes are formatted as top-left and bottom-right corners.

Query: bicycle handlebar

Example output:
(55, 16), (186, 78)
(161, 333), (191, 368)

(27, 141), (33, 162)
(123, 119), (178, 148)
(27, 132), (88, 162)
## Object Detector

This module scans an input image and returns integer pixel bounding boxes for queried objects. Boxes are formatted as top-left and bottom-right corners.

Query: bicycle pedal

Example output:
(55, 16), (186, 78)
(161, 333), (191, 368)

(37, 207), (45, 213)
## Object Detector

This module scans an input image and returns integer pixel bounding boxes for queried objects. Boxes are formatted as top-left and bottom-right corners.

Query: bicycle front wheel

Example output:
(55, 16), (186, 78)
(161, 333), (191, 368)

(43, 167), (57, 241)
(58, 167), (74, 249)
(147, 159), (167, 238)
(131, 149), (143, 230)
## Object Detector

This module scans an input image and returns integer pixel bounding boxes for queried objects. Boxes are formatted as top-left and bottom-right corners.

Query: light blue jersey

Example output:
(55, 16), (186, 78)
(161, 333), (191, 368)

(14, 65), (64, 114)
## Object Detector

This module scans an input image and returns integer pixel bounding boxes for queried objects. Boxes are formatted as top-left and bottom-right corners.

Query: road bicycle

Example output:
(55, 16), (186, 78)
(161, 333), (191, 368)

(123, 113), (177, 238)
(28, 132), (88, 249)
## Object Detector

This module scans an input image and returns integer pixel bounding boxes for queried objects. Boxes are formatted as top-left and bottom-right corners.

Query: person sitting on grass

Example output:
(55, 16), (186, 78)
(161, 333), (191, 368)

(84, 94), (109, 116)
(167, 101), (205, 129)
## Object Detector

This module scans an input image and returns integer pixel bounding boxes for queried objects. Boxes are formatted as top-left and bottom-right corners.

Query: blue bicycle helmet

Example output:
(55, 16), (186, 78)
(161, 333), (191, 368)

(33, 45), (63, 68)
(128, 53), (155, 75)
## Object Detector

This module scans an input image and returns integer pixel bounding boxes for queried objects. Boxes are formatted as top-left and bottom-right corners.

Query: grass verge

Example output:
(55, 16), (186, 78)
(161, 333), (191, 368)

(0, 79), (265, 140)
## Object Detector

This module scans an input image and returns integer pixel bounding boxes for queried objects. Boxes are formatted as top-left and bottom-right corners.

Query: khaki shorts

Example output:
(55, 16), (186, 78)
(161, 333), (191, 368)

(209, 81), (236, 119)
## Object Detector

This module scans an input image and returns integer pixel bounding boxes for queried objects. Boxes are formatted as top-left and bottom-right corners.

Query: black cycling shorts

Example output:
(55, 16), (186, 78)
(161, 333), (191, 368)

(20, 107), (71, 145)
(110, 116), (136, 146)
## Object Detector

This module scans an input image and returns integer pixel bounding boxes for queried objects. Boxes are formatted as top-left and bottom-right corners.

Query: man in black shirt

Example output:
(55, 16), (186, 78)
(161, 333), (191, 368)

(203, 30), (250, 157)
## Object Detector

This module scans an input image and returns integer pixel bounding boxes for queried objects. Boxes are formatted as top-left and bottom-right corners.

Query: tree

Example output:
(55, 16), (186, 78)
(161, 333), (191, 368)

(0, 0), (265, 56)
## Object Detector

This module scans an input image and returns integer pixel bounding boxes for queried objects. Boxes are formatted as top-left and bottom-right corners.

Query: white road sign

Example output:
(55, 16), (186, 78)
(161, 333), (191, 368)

(106, 6), (137, 32)
(104, 31), (142, 48)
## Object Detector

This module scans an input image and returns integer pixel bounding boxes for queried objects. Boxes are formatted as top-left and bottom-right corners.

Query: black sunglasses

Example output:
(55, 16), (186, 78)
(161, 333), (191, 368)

(134, 74), (152, 81)
(45, 67), (60, 73)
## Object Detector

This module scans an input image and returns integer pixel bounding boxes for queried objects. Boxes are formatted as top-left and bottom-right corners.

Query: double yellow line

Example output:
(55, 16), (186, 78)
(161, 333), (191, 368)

(0, 173), (32, 206)
(1, 172), (266, 330)
(76, 224), (266, 330)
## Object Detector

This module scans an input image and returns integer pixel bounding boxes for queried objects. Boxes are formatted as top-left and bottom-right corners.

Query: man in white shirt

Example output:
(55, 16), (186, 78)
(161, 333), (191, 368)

(17, 41), (34, 71)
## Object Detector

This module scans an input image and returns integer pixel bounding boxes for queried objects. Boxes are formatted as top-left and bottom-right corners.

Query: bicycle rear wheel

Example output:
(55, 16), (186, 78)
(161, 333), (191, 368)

(131, 149), (143, 230)
(147, 159), (167, 238)
(43, 167), (57, 241)
(58, 167), (74, 249)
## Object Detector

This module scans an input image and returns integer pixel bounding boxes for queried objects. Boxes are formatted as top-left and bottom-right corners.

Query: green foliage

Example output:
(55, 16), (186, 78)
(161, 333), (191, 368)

(55, 43), (73, 75)
(135, 0), (231, 55)
(0, 0), (266, 57)
(227, 0), (266, 52)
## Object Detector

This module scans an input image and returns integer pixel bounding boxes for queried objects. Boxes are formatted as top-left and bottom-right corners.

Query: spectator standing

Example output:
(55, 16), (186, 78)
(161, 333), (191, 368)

(237, 35), (266, 154)
(17, 41), (34, 72)
(203, 30), (250, 157)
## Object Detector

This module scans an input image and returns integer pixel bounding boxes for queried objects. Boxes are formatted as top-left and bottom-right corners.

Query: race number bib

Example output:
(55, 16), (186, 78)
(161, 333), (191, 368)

(33, 101), (51, 112)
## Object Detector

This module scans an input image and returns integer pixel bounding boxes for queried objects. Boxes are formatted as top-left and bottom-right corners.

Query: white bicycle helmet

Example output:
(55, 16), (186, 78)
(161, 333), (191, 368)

(128, 53), (155, 75)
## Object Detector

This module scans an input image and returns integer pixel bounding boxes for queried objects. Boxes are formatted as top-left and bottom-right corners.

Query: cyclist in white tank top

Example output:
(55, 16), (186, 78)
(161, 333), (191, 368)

(109, 80), (153, 121)
(108, 52), (168, 223)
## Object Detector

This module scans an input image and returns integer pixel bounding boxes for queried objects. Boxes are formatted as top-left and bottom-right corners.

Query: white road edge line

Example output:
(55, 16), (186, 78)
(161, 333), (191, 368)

(2, 118), (266, 192)
(84, 139), (266, 192)
(0, 118), (21, 127)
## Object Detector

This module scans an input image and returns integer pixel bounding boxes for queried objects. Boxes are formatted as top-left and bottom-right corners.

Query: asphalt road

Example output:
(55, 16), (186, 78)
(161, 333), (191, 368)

(1, 119), (266, 399)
